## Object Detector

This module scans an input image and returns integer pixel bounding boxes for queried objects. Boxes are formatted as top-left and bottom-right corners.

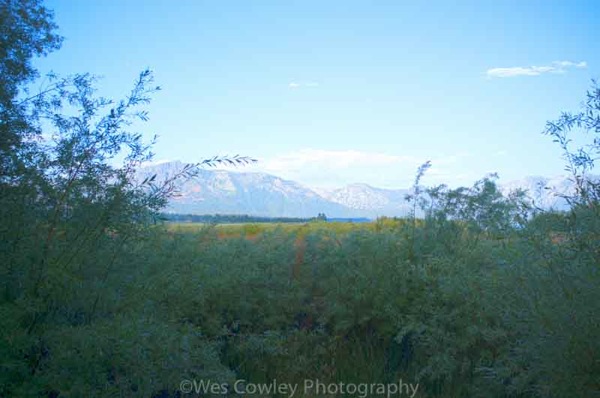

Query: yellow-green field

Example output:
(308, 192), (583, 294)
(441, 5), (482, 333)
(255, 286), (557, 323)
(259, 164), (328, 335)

(166, 218), (414, 238)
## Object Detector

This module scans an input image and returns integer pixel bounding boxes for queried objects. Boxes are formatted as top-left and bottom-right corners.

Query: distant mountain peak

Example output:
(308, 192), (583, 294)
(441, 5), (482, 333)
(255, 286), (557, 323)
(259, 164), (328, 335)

(138, 161), (589, 217)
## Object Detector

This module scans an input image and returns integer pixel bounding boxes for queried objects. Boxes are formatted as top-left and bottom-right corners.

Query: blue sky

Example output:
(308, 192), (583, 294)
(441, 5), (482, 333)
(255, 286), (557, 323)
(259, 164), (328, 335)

(34, 0), (599, 189)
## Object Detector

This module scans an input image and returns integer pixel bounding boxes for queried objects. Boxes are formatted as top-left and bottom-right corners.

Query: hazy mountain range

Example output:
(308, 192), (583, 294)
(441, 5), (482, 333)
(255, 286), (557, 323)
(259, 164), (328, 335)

(138, 161), (583, 219)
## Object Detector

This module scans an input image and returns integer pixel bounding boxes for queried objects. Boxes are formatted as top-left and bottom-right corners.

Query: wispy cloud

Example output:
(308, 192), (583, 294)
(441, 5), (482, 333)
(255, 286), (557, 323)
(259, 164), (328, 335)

(216, 148), (473, 189)
(260, 149), (423, 189)
(288, 81), (320, 89)
(486, 60), (587, 78)
(262, 149), (418, 172)
(141, 158), (175, 167)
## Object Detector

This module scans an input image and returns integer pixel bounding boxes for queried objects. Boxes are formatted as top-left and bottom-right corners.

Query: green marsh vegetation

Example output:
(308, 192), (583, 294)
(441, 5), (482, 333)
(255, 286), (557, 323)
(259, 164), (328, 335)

(1, 1), (598, 397)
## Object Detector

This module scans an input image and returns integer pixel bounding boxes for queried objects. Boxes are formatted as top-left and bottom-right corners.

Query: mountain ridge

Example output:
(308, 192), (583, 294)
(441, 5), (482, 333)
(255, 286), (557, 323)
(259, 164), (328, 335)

(138, 161), (587, 218)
